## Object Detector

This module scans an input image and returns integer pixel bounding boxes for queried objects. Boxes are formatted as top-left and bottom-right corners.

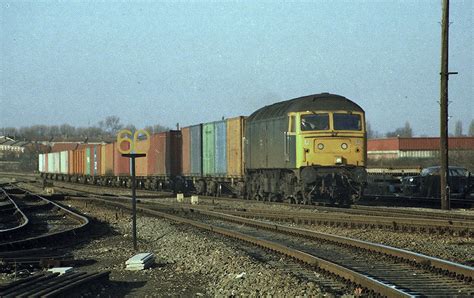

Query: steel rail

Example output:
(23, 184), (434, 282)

(79, 196), (411, 297)
(57, 178), (474, 220)
(350, 204), (474, 221)
(106, 195), (474, 281)
(190, 207), (474, 281)
(11, 184), (89, 226)
(77, 195), (473, 296)
(0, 271), (110, 297)
(0, 185), (90, 250)
(215, 209), (473, 235)
(0, 188), (29, 233)
(22, 174), (474, 222)
(24, 180), (474, 235)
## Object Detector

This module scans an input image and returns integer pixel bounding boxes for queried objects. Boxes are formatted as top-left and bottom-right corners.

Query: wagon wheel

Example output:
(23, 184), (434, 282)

(286, 195), (296, 204)
(293, 192), (303, 204)
(254, 193), (262, 201)
(270, 193), (281, 202)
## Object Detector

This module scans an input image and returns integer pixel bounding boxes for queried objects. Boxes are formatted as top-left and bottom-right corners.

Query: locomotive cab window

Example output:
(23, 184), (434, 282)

(300, 113), (329, 131)
(289, 115), (296, 132)
(333, 113), (362, 131)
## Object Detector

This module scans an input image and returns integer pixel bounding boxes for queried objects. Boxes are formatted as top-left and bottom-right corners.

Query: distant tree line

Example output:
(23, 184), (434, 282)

(367, 121), (413, 139)
(3, 116), (473, 141)
(454, 120), (474, 137)
(1, 116), (170, 141)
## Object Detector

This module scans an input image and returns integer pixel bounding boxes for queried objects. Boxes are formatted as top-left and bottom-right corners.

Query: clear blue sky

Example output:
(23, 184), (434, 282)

(1, 1), (472, 136)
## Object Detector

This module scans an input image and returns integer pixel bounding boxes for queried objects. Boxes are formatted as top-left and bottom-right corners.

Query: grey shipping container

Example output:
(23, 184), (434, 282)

(190, 124), (202, 176)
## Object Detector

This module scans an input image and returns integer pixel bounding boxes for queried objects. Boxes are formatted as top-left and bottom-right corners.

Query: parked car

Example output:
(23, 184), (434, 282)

(402, 166), (472, 198)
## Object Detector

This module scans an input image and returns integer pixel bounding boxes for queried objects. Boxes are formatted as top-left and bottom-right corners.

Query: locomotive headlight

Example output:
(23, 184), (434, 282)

(341, 143), (348, 150)
(335, 157), (343, 164)
(317, 143), (324, 150)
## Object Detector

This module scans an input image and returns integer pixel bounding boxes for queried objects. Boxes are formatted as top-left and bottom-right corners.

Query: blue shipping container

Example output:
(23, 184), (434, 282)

(214, 120), (227, 175)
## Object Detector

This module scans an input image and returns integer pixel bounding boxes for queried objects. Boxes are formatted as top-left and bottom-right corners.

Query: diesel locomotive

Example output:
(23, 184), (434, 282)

(245, 93), (367, 205)
(39, 93), (367, 205)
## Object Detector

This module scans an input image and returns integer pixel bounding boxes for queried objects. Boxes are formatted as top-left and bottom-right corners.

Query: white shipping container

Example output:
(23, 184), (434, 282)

(39, 154), (44, 172)
(53, 152), (60, 174)
(47, 153), (54, 173)
(60, 151), (68, 174)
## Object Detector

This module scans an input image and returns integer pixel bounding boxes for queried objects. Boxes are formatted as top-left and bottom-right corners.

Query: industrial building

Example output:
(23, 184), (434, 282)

(368, 137), (474, 160)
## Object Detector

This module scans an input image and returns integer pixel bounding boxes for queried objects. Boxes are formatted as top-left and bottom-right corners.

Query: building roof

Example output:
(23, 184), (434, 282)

(368, 137), (474, 151)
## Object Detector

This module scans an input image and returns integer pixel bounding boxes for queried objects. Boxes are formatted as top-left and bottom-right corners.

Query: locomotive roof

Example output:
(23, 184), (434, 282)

(247, 93), (364, 122)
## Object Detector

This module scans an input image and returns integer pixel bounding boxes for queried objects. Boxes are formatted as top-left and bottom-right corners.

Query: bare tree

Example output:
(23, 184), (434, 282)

(49, 125), (60, 137)
(123, 124), (137, 133)
(153, 124), (169, 133)
(469, 120), (474, 137)
(2, 127), (18, 138)
(386, 121), (413, 138)
(60, 124), (76, 138)
(454, 120), (463, 136)
(366, 122), (380, 139)
(104, 116), (123, 135)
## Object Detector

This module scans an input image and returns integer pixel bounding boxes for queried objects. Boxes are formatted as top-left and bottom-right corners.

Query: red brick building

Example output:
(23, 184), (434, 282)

(368, 137), (474, 159)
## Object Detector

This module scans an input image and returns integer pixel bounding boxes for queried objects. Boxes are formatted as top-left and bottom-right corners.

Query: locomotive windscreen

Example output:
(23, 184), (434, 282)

(333, 113), (362, 131)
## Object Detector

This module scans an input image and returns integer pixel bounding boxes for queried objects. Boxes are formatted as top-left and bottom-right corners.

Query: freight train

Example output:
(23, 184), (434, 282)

(39, 93), (367, 205)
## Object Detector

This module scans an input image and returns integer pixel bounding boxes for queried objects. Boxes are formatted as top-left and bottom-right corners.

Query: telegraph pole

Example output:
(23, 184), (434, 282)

(439, 0), (457, 210)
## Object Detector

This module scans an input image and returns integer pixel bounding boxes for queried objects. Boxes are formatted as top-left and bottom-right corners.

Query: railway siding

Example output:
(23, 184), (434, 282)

(75, 195), (473, 296)
(4, 177), (473, 295)
(184, 207), (474, 282)
(0, 188), (29, 236)
(219, 209), (474, 236)
(0, 184), (89, 251)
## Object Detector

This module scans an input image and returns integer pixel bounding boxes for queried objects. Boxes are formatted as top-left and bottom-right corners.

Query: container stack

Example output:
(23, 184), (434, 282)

(125, 253), (155, 271)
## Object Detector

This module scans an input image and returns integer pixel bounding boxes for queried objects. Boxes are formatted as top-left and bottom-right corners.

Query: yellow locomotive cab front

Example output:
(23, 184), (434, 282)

(293, 110), (366, 168)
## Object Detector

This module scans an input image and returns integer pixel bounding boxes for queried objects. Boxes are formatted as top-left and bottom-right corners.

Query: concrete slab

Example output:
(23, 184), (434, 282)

(126, 253), (154, 265)
(48, 267), (73, 275)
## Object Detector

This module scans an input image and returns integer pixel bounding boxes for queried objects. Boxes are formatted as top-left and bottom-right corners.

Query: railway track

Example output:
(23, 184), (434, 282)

(68, 194), (474, 297)
(0, 184), (90, 251)
(3, 171), (474, 215)
(0, 188), (29, 238)
(0, 270), (110, 297)
(38, 180), (474, 237)
(9, 176), (474, 295)
(207, 208), (474, 236)
(361, 194), (474, 209)
(3, 171), (474, 210)
(36, 178), (473, 218)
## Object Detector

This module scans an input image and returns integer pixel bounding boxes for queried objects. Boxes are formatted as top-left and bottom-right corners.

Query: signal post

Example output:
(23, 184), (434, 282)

(117, 129), (150, 250)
